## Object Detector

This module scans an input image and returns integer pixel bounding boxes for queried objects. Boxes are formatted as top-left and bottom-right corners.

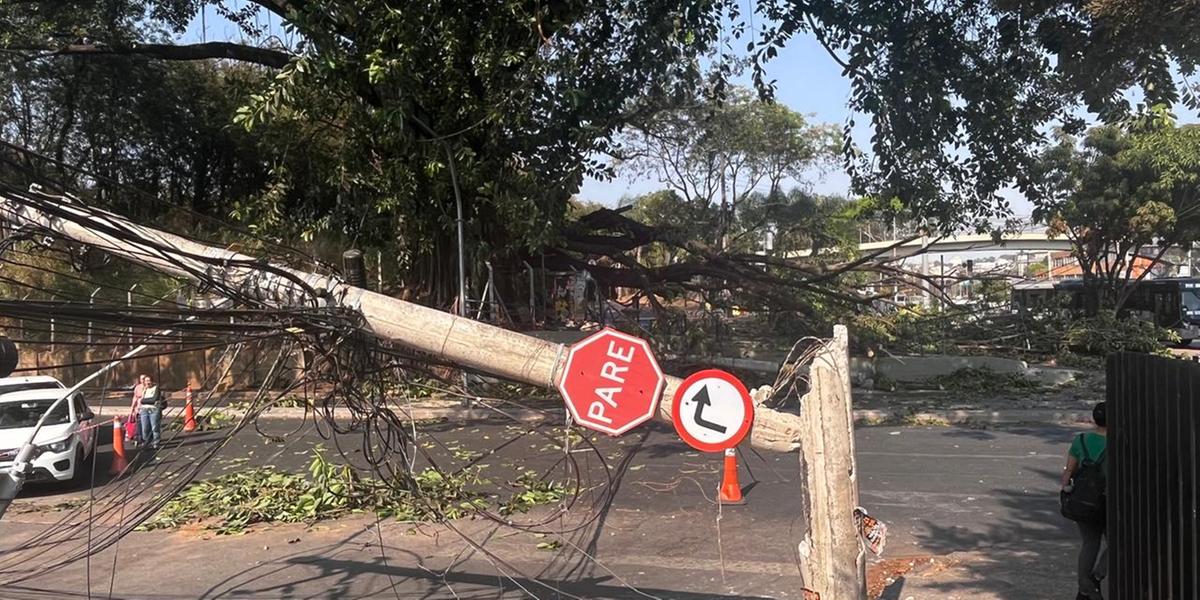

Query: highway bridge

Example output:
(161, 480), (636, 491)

(856, 231), (1073, 258)
(789, 230), (1073, 259)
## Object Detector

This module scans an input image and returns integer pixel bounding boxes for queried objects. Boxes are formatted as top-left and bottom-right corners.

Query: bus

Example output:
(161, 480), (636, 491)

(1012, 278), (1200, 343)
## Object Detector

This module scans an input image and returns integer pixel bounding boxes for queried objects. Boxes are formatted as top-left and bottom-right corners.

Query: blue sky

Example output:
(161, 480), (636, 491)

(580, 33), (860, 207)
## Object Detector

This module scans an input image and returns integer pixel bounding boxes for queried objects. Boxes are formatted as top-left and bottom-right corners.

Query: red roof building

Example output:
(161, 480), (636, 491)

(1041, 251), (1169, 280)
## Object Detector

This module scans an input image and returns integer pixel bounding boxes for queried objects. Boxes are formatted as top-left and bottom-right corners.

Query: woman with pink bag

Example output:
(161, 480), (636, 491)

(125, 375), (146, 446)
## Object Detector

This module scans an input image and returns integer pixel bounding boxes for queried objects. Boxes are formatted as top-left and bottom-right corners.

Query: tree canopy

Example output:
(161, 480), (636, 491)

(618, 88), (840, 248)
(756, 0), (1200, 229)
(4, 1), (1200, 306)
(1028, 122), (1200, 311)
(1, 0), (749, 301)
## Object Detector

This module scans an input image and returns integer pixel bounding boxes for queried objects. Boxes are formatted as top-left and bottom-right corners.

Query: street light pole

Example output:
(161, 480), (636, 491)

(48, 294), (56, 350)
(126, 283), (138, 341)
(87, 287), (100, 344)
(446, 146), (467, 318)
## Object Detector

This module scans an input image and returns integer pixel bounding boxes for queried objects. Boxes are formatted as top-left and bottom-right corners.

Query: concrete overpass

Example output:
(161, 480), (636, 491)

(857, 232), (1073, 258)
(789, 231), (1073, 259)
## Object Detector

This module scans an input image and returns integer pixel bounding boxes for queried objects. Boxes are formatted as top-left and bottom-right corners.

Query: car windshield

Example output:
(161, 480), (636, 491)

(0, 399), (69, 430)
(0, 381), (61, 396)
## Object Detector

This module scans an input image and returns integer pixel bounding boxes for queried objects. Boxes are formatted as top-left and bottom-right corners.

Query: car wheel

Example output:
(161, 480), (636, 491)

(70, 447), (89, 485)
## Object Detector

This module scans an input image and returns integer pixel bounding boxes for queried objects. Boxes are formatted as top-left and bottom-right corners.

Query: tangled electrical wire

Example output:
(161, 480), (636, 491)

(0, 178), (664, 599)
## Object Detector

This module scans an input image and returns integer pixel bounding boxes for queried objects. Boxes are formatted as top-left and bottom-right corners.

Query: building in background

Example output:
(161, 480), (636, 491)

(1040, 251), (1172, 281)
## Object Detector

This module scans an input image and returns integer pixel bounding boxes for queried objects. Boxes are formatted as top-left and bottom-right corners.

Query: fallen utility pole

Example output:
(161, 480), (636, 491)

(794, 325), (866, 598)
(0, 192), (804, 451)
(0, 190), (865, 596)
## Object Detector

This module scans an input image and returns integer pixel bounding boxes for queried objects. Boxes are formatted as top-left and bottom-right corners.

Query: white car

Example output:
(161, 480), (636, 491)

(0, 376), (96, 483)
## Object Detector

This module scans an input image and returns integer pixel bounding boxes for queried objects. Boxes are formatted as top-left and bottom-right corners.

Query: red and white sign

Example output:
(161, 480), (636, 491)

(672, 369), (754, 452)
(557, 327), (665, 435)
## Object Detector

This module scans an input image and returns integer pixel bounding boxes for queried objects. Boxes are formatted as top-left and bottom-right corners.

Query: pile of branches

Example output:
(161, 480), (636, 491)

(554, 206), (934, 316)
(851, 307), (1176, 364)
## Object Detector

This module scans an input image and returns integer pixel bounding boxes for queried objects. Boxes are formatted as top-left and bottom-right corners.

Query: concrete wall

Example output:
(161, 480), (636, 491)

(706, 352), (1081, 388)
(871, 354), (1081, 387)
(12, 343), (298, 391)
(875, 355), (1027, 383)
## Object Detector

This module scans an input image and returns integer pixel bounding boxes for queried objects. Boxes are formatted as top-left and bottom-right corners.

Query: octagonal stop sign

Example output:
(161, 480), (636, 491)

(556, 327), (665, 435)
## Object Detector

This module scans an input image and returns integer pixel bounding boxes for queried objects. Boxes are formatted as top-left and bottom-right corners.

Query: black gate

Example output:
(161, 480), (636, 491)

(1108, 352), (1199, 599)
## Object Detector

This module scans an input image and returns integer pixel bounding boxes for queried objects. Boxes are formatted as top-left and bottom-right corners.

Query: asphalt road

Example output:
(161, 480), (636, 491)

(0, 418), (1085, 599)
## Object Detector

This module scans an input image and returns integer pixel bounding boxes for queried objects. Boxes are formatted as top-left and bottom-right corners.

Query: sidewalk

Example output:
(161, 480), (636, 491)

(94, 397), (1098, 429)
(93, 397), (554, 424)
(872, 548), (1090, 599)
(95, 401), (1097, 429)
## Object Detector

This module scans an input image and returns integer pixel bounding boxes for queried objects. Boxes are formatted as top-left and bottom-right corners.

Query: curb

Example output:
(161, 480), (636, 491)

(96, 404), (1093, 427)
(250, 406), (554, 424)
(95, 404), (553, 424)
(853, 408), (1094, 426)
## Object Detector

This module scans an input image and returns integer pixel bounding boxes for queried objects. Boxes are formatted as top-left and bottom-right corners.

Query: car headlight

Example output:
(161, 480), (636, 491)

(39, 438), (71, 453)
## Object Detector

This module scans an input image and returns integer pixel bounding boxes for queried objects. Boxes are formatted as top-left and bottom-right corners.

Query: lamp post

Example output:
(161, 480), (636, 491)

(87, 287), (101, 344)
(127, 283), (139, 342)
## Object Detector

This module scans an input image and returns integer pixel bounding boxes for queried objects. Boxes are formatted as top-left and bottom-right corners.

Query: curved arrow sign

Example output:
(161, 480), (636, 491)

(672, 369), (754, 452)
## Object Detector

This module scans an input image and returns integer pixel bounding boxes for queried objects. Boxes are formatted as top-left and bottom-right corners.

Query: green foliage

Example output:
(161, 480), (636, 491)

(142, 448), (489, 534)
(8, 1), (1200, 305)
(1028, 124), (1200, 311)
(850, 304), (1178, 363)
(756, 1), (1200, 231)
(926, 367), (1044, 394)
(1057, 313), (1179, 356)
(0, 1), (758, 301)
(620, 87), (841, 247)
(500, 470), (568, 516)
(142, 447), (571, 534)
(142, 467), (312, 534)
(622, 190), (717, 268)
(850, 309), (952, 355)
(974, 279), (1013, 307)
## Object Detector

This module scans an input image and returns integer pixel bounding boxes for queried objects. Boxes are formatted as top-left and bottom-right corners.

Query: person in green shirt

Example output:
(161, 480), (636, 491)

(1061, 402), (1107, 600)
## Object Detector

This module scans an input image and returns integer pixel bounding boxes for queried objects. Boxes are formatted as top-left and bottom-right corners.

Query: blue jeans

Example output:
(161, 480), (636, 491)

(139, 407), (161, 447)
(1077, 521), (1107, 599)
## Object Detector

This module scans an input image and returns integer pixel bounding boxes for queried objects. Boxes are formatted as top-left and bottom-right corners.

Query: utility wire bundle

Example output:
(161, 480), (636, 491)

(0, 157), (661, 599)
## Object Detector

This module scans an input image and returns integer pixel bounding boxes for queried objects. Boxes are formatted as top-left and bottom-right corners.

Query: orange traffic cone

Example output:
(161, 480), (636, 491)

(182, 384), (197, 433)
(109, 418), (128, 475)
(718, 447), (745, 504)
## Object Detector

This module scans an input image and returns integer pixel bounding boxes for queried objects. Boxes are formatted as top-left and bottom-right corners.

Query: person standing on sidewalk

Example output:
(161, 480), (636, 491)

(136, 374), (163, 449)
(127, 374), (146, 447)
(1061, 402), (1108, 600)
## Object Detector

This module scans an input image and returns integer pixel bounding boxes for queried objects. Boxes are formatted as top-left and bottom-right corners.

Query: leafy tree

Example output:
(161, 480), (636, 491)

(733, 188), (858, 257)
(1027, 123), (1200, 312)
(0, 52), (345, 243)
(619, 88), (840, 248)
(7, 1), (1200, 310)
(975, 278), (1013, 308)
(621, 190), (715, 267)
(1, 0), (761, 303)
(755, 0), (1200, 230)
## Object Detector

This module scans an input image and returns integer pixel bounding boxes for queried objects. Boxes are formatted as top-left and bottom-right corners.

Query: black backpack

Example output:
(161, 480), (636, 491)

(1061, 433), (1106, 524)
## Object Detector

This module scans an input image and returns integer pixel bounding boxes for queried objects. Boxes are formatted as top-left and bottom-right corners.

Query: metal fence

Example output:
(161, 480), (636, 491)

(1108, 352), (1200, 599)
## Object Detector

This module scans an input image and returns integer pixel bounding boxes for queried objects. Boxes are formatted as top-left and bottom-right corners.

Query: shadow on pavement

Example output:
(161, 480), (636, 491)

(940, 425), (1083, 447)
(886, 462), (1078, 598)
(15, 426), (229, 500)
(193, 529), (780, 600)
